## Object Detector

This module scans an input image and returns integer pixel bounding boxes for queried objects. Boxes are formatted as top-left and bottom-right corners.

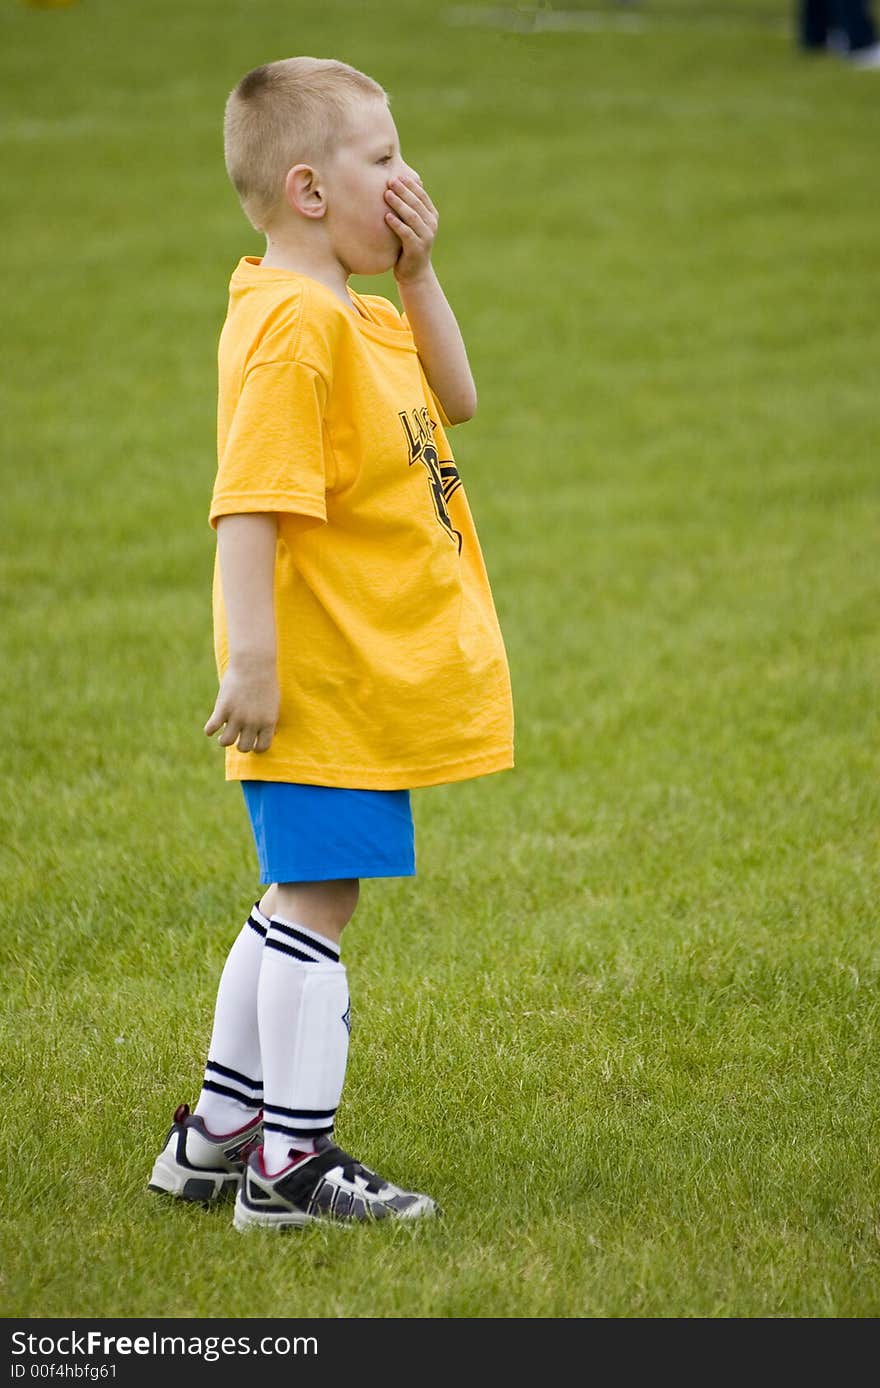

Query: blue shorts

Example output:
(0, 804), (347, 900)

(241, 781), (416, 884)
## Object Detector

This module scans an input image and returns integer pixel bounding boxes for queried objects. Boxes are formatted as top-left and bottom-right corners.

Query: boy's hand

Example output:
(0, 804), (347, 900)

(384, 173), (438, 284)
(204, 662), (279, 755)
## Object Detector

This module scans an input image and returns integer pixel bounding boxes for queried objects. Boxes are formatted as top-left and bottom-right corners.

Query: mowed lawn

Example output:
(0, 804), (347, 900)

(1, 0), (879, 1318)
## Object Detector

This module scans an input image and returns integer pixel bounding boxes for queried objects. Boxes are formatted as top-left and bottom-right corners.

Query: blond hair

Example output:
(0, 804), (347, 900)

(223, 56), (387, 232)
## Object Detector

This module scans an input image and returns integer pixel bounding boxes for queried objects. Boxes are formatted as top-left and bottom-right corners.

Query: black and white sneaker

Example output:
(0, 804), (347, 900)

(233, 1136), (439, 1230)
(148, 1103), (263, 1204)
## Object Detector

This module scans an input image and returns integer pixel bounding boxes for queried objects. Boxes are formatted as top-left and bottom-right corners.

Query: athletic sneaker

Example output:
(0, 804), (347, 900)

(233, 1136), (439, 1230)
(850, 42), (880, 67)
(148, 1102), (263, 1204)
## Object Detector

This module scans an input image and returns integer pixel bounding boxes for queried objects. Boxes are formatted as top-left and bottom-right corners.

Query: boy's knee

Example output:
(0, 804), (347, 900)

(273, 878), (359, 942)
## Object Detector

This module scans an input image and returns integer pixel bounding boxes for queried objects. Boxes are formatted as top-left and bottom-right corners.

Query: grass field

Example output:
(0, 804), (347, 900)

(2, 0), (879, 1319)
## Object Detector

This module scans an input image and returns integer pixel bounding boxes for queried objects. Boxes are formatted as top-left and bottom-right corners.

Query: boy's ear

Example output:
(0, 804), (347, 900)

(285, 164), (326, 219)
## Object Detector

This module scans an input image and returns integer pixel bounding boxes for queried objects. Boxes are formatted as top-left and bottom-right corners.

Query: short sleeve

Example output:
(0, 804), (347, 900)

(210, 362), (329, 530)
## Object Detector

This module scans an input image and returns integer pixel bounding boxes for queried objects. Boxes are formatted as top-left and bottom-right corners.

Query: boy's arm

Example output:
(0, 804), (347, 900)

(204, 513), (279, 754)
(384, 174), (477, 425)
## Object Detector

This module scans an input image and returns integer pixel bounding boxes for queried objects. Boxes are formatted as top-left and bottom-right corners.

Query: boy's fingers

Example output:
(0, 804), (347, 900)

(386, 190), (436, 243)
(385, 211), (416, 242)
(227, 721), (276, 754)
(410, 182), (436, 216)
(397, 175), (435, 216)
(388, 182), (430, 218)
(204, 708), (225, 736)
(207, 700), (276, 750)
(217, 719), (242, 747)
(385, 196), (429, 239)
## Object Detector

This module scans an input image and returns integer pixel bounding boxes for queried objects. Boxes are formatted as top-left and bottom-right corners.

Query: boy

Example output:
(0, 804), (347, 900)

(148, 56), (514, 1229)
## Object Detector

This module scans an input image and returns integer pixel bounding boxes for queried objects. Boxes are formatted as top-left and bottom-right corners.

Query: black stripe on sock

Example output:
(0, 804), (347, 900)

(202, 1079), (264, 1105)
(264, 937), (316, 963)
(248, 912), (268, 938)
(269, 919), (340, 961)
(263, 1103), (336, 1119)
(263, 1119), (335, 1139)
(206, 1060), (262, 1091)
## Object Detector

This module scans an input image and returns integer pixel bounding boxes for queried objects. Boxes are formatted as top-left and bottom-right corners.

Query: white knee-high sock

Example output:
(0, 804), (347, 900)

(193, 902), (267, 1135)
(258, 915), (350, 1175)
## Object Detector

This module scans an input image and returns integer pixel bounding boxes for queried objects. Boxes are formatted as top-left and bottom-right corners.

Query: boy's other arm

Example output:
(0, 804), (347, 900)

(385, 175), (477, 425)
(204, 513), (280, 755)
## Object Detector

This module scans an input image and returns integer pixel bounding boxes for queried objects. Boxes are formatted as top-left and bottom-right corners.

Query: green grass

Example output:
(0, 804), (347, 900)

(2, 0), (879, 1318)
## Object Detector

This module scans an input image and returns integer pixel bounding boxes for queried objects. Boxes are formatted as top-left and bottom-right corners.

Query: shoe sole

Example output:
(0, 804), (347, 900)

(233, 1195), (438, 1231)
(234, 1201), (316, 1232)
(148, 1149), (242, 1204)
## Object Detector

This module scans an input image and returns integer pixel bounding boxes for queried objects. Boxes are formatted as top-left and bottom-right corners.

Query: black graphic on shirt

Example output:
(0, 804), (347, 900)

(399, 406), (463, 553)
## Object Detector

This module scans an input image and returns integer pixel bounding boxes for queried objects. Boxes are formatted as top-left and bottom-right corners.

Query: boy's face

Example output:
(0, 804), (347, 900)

(323, 98), (419, 276)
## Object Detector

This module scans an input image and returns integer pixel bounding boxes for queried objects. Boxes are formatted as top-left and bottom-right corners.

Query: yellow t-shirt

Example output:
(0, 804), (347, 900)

(210, 256), (514, 790)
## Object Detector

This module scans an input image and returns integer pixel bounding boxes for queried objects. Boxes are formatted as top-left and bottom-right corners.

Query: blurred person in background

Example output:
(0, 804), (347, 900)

(798, 0), (880, 65)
